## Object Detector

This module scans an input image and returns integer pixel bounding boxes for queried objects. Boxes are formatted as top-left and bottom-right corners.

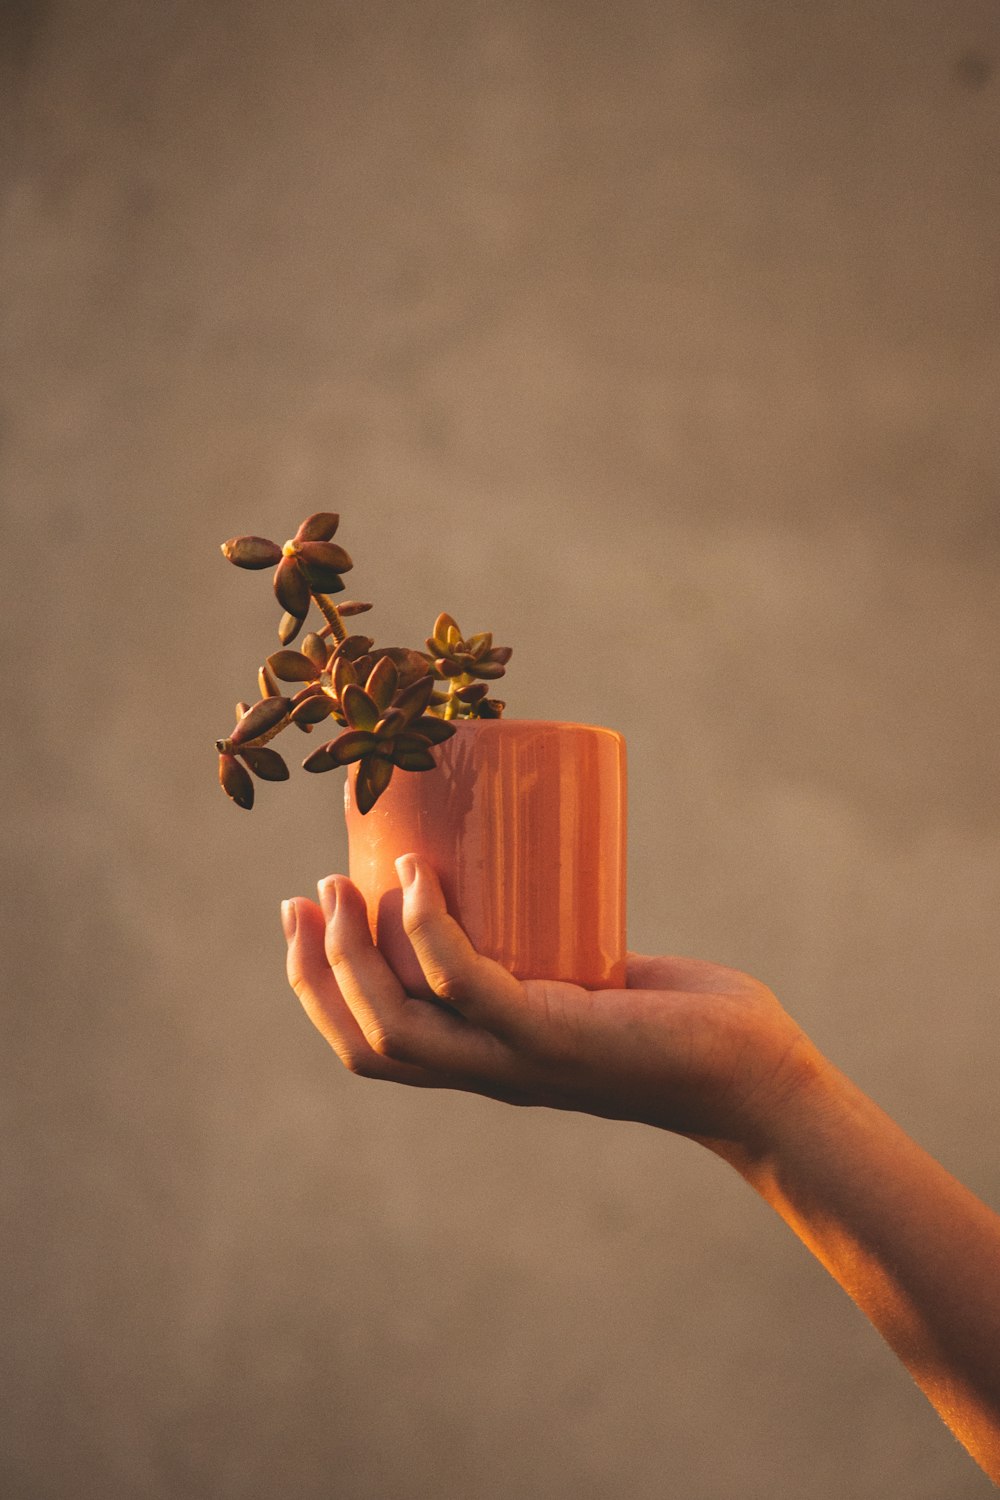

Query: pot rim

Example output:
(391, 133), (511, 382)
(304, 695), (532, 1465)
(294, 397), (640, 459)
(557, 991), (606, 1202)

(429, 717), (623, 739)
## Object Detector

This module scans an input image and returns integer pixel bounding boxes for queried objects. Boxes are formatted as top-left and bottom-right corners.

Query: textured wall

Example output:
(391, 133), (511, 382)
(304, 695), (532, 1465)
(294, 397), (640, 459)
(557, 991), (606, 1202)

(3, 2), (999, 1496)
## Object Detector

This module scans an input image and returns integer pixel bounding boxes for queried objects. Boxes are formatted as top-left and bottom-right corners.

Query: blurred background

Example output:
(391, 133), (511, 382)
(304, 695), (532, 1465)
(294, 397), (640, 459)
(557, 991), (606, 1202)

(3, 1), (999, 1496)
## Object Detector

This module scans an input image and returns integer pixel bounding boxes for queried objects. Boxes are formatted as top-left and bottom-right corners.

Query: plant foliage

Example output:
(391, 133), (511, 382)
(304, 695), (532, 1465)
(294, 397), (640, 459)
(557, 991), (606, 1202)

(215, 513), (511, 813)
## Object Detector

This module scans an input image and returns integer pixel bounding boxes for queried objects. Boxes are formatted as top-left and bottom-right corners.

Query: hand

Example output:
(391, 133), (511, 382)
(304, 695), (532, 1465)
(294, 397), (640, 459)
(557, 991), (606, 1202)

(282, 855), (824, 1153)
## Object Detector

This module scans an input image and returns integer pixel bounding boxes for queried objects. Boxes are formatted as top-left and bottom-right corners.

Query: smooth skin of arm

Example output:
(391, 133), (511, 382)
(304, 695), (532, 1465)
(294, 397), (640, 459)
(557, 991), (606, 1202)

(281, 854), (1000, 1485)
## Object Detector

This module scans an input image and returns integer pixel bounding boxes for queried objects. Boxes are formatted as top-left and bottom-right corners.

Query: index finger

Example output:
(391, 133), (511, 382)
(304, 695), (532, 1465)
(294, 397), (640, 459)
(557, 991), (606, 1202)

(395, 854), (526, 1034)
(321, 873), (512, 1077)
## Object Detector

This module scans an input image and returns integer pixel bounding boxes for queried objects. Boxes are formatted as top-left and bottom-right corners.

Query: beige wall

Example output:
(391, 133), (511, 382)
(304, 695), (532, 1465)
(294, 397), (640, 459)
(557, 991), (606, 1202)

(3, 2), (999, 1495)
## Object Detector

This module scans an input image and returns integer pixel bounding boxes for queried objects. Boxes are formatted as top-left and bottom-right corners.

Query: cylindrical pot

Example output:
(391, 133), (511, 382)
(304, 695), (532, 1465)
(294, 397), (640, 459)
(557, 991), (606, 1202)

(344, 719), (627, 997)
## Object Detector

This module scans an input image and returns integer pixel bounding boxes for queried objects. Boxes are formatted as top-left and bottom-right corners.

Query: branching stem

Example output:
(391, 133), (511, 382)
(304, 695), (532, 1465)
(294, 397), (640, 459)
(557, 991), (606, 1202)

(313, 593), (347, 643)
(216, 714), (294, 756)
(442, 673), (471, 719)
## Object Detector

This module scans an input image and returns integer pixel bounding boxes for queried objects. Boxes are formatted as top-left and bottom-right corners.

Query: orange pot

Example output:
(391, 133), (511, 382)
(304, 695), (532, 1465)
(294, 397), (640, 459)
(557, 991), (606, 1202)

(344, 719), (627, 997)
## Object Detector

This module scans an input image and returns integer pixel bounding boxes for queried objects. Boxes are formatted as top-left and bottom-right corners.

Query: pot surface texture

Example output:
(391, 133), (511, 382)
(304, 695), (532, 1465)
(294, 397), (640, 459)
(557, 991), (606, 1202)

(344, 719), (627, 995)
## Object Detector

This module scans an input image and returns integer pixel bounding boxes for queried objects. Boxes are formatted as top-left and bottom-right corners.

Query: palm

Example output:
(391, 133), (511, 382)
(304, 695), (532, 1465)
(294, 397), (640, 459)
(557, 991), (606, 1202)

(510, 954), (807, 1141)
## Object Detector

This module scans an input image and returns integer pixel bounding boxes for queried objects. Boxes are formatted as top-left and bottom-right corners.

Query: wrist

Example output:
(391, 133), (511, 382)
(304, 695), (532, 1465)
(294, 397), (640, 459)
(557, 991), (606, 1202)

(701, 1032), (845, 1180)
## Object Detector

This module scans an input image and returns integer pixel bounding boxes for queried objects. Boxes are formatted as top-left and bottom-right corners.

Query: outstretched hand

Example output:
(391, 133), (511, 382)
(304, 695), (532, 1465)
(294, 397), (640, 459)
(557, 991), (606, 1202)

(282, 855), (821, 1154)
(282, 857), (1000, 1480)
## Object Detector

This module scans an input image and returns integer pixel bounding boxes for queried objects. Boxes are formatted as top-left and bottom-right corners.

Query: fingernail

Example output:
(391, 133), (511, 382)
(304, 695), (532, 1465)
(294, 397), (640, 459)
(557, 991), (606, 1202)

(395, 854), (417, 889)
(280, 900), (297, 941)
(318, 876), (339, 921)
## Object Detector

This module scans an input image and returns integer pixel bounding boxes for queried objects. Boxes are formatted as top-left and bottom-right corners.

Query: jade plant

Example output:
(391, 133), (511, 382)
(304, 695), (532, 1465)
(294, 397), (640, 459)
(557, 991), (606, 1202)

(215, 512), (512, 814)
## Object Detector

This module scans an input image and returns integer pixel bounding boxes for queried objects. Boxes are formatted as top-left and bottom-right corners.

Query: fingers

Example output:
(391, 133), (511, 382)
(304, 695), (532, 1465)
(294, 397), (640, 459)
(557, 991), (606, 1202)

(317, 873), (510, 1079)
(283, 895), (382, 1072)
(395, 854), (526, 1032)
(284, 892), (493, 1090)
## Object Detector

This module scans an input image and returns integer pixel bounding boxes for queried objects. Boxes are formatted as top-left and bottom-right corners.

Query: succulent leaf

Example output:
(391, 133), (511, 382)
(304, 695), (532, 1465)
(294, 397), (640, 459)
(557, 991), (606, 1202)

(332, 654), (358, 699)
(335, 600), (374, 616)
(235, 701), (252, 720)
(365, 656), (398, 711)
(483, 646), (513, 665)
(291, 693), (335, 725)
(239, 746), (290, 780)
(342, 684), (379, 732)
(475, 697), (505, 718)
(229, 695), (291, 745)
(258, 664), (280, 698)
(298, 561), (347, 594)
(392, 730), (432, 754)
(274, 556), (310, 618)
(355, 754), (394, 814)
(267, 649), (319, 683)
(301, 633), (328, 669)
(410, 715), (457, 744)
(296, 540), (353, 574)
(302, 742), (339, 772)
(330, 634), (375, 661)
(432, 612), (459, 646)
(294, 512), (340, 543)
(391, 674), (435, 724)
(329, 729), (378, 764)
(472, 661), (506, 680)
(373, 709), (406, 737)
(278, 611), (303, 645)
(455, 682), (488, 703)
(392, 743), (436, 771)
(220, 752), (254, 808)
(221, 535), (282, 569)
(373, 646), (435, 689)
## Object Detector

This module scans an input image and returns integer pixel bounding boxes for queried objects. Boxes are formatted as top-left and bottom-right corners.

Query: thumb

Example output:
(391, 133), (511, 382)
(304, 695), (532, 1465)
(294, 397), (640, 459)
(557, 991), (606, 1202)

(395, 854), (523, 1031)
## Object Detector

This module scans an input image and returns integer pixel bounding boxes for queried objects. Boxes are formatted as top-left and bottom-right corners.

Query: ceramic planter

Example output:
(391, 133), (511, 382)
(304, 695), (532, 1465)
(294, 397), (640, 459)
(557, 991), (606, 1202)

(344, 719), (627, 998)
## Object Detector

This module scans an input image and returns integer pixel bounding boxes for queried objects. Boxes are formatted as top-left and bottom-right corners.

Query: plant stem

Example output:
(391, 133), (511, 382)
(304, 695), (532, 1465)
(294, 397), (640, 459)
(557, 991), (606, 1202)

(313, 593), (347, 643)
(442, 673), (472, 720)
(216, 714), (293, 756)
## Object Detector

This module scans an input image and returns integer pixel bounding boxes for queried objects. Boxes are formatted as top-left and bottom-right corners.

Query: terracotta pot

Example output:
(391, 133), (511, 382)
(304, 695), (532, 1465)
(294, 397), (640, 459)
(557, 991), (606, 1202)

(344, 719), (627, 997)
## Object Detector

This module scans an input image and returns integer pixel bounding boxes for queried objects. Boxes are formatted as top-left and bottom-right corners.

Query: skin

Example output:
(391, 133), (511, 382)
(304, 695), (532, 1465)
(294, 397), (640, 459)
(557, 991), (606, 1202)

(282, 854), (1000, 1485)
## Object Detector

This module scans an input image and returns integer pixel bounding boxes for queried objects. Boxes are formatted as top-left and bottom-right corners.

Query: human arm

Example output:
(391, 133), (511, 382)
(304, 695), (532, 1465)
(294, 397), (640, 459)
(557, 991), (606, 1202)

(281, 855), (1000, 1483)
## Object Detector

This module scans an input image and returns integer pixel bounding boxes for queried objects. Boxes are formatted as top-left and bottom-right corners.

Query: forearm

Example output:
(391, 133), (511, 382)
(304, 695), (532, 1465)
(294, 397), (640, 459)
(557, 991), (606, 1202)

(714, 1055), (1000, 1482)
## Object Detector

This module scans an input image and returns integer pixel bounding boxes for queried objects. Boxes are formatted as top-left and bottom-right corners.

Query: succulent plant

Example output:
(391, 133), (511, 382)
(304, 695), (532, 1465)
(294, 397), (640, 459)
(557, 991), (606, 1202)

(215, 514), (511, 814)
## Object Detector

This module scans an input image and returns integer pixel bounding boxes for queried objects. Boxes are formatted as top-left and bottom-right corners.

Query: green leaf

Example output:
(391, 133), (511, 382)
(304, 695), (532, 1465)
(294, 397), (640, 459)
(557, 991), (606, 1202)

(332, 654), (358, 699)
(365, 656), (399, 712)
(341, 684), (379, 731)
